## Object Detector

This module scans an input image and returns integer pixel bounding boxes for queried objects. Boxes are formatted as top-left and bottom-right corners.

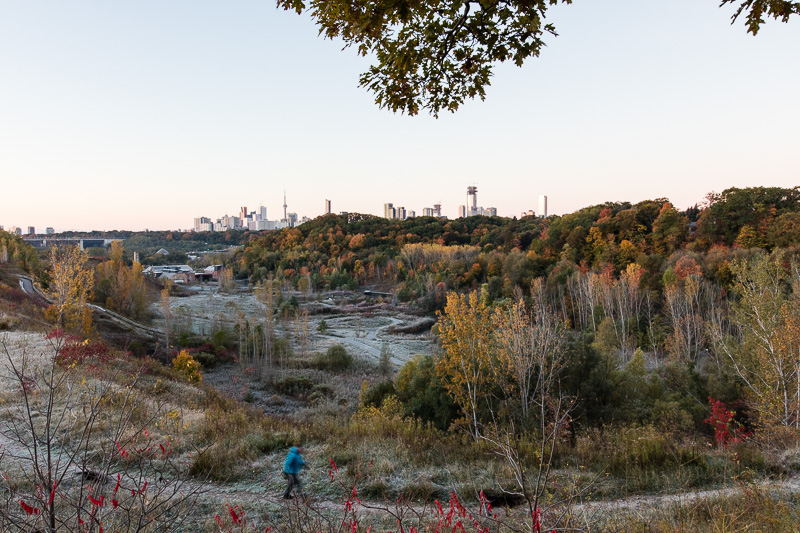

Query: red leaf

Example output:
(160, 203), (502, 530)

(229, 506), (238, 524)
(19, 500), (40, 515)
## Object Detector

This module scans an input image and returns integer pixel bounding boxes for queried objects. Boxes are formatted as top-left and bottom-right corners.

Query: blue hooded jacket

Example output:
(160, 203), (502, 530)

(283, 447), (305, 474)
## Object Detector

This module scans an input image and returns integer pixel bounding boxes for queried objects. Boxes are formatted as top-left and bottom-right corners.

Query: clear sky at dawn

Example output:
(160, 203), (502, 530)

(0, 1), (798, 232)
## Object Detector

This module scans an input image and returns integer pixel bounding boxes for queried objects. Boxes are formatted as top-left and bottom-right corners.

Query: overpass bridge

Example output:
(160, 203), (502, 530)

(22, 238), (122, 251)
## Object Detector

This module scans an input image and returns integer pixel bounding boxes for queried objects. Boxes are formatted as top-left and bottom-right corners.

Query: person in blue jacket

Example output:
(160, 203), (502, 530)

(282, 446), (306, 500)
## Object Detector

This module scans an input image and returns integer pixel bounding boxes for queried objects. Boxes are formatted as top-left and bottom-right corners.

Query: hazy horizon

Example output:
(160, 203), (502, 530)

(1, 1), (798, 232)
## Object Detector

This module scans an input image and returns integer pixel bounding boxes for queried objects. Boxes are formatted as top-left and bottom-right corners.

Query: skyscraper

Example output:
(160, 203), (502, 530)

(325, 199), (332, 215)
(538, 195), (548, 218)
(467, 186), (478, 216)
(384, 203), (395, 219)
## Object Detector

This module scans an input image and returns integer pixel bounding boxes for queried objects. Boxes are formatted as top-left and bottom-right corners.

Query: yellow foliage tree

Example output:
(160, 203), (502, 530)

(41, 246), (94, 333)
(435, 291), (495, 439)
(95, 241), (148, 320)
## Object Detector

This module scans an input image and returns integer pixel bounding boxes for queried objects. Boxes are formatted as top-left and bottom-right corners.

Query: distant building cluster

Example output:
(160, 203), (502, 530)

(383, 203), (416, 220)
(457, 186), (497, 218)
(193, 193), (310, 233)
(520, 195), (548, 219)
(383, 187), (546, 221)
(1, 225), (55, 236)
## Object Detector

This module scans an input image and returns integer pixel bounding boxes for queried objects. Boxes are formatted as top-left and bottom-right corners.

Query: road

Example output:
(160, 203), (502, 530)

(17, 275), (163, 341)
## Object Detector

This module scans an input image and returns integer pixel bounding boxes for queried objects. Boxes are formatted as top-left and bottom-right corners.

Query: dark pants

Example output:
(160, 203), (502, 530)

(283, 472), (303, 499)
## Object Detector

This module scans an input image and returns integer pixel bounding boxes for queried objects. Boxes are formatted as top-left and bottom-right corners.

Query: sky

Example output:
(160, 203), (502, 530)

(0, 1), (798, 232)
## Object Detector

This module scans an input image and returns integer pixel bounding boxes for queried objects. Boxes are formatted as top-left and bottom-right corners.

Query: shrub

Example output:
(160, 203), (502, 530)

(361, 380), (396, 409)
(192, 351), (218, 369)
(273, 375), (315, 397)
(317, 319), (329, 332)
(173, 349), (202, 384)
(313, 344), (353, 371)
(394, 354), (458, 431)
(257, 434), (294, 454)
(47, 329), (112, 367)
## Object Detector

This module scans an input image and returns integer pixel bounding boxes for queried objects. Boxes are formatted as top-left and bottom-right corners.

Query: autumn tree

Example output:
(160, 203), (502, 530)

(254, 279), (277, 376)
(711, 253), (800, 428)
(94, 241), (149, 321)
(40, 246), (94, 333)
(492, 279), (567, 421)
(160, 281), (172, 348)
(278, 0), (797, 116)
(436, 290), (495, 439)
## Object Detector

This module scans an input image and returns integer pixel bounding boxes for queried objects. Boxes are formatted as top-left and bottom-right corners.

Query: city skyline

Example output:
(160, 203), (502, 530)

(1, 1), (798, 232)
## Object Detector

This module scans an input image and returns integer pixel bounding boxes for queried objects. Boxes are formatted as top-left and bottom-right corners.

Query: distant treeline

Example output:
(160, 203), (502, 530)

(233, 186), (800, 305)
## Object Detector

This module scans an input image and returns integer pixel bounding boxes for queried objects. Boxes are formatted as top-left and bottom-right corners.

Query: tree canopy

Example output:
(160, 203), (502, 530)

(278, 0), (799, 116)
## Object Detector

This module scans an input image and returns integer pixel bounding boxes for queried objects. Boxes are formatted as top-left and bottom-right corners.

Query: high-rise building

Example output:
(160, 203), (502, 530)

(467, 186), (478, 216)
(538, 195), (548, 218)
(458, 205), (467, 218)
(240, 207), (248, 222)
(46, 227), (54, 235)
(486, 207), (497, 217)
(422, 207), (434, 217)
(27, 227), (35, 235)
(396, 206), (407, 220)
(407, 210), (415, 218)
(194, 217), (211, 232)
(433, 203), (442, 217)
(259, 205), (267, 221)
(325, 199), (331, 215)
(383, 203), (395, 219)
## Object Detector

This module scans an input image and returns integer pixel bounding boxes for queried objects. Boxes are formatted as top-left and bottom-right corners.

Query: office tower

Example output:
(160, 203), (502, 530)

(27, 227), (35, 235)
(194, 217), (211, 232)
(325, 199), (331, 215)
(240, 207), (248, 222)
(384, 203), (395, 219)
(422, 207), (434, 217)
(486, 207), (497, 216)
(433, 203), (442, 217)
(259, 205), (267, 221)
(467, 186), (478, 216)
(396, 206), (406, 220)
(408, 210), (415, 218)
(46, 227), (54, 235)
(539, 195), (548, 218)
(458, 205), (467, 218)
